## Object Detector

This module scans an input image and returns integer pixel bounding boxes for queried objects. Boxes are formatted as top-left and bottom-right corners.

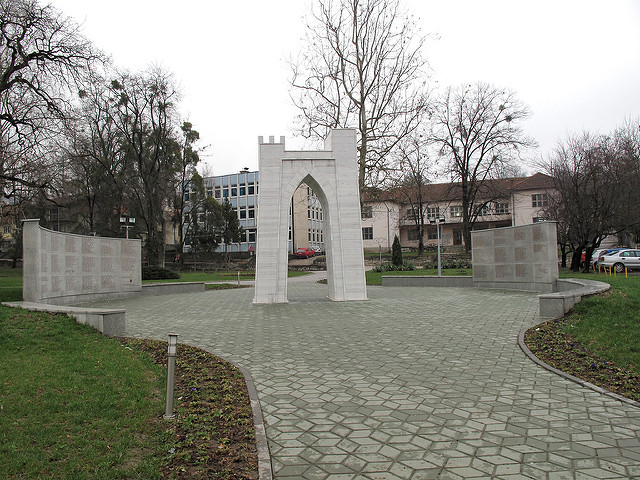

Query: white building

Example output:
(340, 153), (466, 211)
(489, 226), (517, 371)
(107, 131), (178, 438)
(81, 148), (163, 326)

(361, 173), (555, 252)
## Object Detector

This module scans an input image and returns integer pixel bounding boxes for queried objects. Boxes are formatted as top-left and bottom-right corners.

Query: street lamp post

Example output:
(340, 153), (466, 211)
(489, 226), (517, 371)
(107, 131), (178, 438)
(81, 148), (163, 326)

(164, 333), (179, 420)
(119, 216), (136, 239)
(429, 215), (446, 277)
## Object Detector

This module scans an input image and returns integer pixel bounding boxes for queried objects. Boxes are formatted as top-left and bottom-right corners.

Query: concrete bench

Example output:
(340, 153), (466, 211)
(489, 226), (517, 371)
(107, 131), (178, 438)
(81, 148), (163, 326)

(3, 301), (126, 337)
(538, 279), (610, 319)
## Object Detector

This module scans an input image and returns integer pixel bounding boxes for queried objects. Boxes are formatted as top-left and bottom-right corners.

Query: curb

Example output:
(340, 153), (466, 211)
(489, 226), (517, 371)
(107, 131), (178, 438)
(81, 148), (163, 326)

(219, 358), (273, 480)
(518, 324), (640, 409)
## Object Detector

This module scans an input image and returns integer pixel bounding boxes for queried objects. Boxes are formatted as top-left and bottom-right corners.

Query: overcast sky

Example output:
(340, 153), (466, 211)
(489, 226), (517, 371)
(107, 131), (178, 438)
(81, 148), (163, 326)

(49, 0), (640, 177)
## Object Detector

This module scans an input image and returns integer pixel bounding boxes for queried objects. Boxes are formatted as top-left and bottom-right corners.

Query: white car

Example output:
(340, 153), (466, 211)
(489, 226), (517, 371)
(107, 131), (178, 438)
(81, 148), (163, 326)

(599, 249), (640, 273)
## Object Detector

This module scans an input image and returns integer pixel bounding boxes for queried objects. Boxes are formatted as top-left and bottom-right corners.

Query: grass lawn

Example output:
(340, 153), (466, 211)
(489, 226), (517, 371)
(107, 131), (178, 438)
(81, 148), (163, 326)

(0, 305), (258, 479)
(0, 306), (167, 478)
(143, 270), (309, 284)
(557, 269), (640, 377)
(0, 267), (22, 302)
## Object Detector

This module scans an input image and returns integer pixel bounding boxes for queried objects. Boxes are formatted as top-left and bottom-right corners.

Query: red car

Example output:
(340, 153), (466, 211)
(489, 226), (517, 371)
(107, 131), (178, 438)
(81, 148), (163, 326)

(295, 247), (315, 258)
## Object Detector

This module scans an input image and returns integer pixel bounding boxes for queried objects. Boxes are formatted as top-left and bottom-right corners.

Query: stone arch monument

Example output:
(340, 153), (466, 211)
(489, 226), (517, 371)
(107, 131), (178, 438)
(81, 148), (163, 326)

(253, 129), (368, 303)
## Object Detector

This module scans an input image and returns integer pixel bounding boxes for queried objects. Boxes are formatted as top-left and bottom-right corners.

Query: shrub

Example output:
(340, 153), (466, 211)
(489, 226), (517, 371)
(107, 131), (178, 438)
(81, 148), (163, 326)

(142, 265), (180, 280)
(372, 261), (415, 273)
(392, 235), (402, 266)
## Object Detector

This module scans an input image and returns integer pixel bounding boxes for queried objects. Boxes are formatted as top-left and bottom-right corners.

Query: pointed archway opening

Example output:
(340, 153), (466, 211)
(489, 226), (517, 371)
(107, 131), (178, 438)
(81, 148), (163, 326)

(253, 130), (367, 304)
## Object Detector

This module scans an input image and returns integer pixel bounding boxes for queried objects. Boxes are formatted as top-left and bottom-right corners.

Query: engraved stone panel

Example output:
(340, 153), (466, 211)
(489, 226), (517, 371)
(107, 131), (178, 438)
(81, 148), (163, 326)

(121, 240), (137, 256)
(65, 235), (79, 253)
(494, 247), (508, 263)
(66, 276), (81, 293)
(65, 255), (80, 275)
(515, 264), (529, 279)
(533, 225), (543, 242)
(82, 275), (98, 292)
(82, 256), (97, 273)
(82, 237), (95, 254)
(473, 264), (489, 280)
(514, 247), (528, 262)
(514, 227), (527, 242)
(101, 239), (115, 256)
(495, 264), (512, 279)
(50, 231), (63, 252)
(101, 257), (115, 273)
(494, 231), (507, 245)
(101, 275), (117, 291)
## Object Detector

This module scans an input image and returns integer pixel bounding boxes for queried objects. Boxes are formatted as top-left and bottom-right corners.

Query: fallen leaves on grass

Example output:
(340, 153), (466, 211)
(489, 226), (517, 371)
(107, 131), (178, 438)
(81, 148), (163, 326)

(525, 318), (640, 402)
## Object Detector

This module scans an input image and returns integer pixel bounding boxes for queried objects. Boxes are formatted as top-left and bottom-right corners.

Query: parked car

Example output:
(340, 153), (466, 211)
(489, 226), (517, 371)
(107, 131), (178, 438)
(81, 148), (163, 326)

(295, 247), (316, 258)
(599, 249), (640, 273)
(591, 247), (626, 268)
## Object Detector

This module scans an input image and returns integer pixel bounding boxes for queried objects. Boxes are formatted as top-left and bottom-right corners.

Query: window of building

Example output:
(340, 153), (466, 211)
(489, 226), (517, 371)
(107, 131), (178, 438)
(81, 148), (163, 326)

(231, 187), (237, 197)
(408, 228), (420, 241)
(248, 185), (255, 195)
(184, 191), (190, 202)
(495, 202), (510, 215)
(214, 188), (221, 199)
(248, 208), (255, 219)
(475, 204), (490, 216)
(239, 186), (246, 196)
(427, 207), (440, 219)
(532, 193), (548, 208)
(427, 226), (438, 240)
(362, 226), (373, 240)
(450, 205), (463, 217)
(239, 209), (247, 219)
(248, 229), (256, 242)
(206, 187), (213, 197)
(361, 205), (373, 219)
(223, 188), (229, 198)
(197, 213), (204, 224)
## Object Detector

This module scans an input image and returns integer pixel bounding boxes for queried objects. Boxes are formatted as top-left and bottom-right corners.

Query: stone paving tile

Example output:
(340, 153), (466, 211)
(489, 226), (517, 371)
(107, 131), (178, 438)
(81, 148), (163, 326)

(91, 283), (640, 479)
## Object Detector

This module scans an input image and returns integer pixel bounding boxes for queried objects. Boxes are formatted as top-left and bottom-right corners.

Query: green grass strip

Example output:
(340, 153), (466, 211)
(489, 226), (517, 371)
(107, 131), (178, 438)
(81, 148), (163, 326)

(0, 306), (167, 479)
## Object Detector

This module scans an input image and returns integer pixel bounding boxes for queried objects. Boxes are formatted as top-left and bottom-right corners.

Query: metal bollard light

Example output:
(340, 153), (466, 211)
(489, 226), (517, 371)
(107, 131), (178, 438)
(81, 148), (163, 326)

(163, 333), (179, 420)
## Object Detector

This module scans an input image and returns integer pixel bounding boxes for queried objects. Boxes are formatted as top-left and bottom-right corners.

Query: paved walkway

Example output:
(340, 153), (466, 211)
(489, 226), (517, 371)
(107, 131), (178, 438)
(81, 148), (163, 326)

(93, 281), (640, 479)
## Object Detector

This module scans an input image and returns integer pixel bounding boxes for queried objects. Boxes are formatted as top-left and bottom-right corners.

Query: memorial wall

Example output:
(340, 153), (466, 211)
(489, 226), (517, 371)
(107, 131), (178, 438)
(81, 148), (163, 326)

(472, 222), (558, 293)
(22, 219), (142, 305)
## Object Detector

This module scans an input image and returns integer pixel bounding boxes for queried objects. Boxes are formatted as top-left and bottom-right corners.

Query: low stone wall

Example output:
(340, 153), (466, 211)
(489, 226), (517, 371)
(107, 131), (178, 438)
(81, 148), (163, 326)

(382, 276), (474, 288)
(3, 301), (126, 337)
(538, 278), (610, 319)
(22, 219), (142, 305)
(142, 282), (205, 296)
(472, 222), (559, 293)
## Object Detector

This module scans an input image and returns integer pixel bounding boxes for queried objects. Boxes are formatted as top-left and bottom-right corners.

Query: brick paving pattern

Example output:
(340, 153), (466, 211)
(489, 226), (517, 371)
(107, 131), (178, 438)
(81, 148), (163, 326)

(94, 283), (640, 479)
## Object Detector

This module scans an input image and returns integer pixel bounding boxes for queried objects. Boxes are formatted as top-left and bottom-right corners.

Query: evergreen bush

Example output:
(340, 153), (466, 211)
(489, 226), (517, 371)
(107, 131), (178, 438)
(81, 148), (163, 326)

(142, 265), (180, 280)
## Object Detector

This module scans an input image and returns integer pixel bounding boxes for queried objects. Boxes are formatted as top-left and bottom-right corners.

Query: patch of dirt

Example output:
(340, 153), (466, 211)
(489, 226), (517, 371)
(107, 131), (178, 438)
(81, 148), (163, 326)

(120, 338), (259, 479)
(524, 318), (640, 402)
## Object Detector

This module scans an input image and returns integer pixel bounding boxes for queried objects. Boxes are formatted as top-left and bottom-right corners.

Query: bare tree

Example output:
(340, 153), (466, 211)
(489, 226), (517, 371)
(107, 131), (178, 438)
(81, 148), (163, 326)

(430, 82), (535, 252)
(107, 68), (182, 266)
(612, 119), (640, 246)
(290, 0), (429, 191)
(0, 0), (102, 196)
(390, 131), (432, 253)
(542, 132), (624, 272)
